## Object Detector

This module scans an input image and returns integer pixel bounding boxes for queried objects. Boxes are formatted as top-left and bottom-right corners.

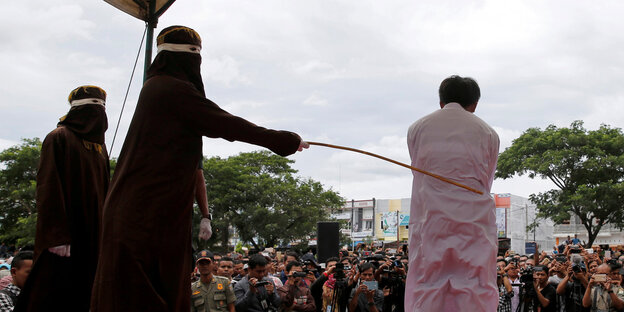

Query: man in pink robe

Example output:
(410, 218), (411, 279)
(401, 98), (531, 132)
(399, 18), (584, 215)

(405, 75), (500, 311)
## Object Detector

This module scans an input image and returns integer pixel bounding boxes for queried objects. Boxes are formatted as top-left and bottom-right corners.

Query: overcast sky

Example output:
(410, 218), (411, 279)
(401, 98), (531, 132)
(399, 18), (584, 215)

(2, 0), (623, 201)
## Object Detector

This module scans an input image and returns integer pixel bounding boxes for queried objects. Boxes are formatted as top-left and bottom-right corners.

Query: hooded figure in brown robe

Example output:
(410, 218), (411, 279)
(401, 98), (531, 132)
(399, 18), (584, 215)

(90, 26), (307, 312)
(15, 86), (110, 311)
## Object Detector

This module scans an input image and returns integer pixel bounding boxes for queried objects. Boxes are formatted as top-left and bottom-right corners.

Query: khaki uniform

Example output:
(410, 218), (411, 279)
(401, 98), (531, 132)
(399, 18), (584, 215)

(191, 275), (236, 312)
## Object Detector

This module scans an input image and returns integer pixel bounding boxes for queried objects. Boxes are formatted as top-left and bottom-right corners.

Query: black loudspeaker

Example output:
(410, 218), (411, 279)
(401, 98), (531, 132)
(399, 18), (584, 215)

(317, 222), (340, 264)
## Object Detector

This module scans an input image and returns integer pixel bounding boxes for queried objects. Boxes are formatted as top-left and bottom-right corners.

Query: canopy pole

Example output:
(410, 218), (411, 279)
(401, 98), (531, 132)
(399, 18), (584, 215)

(143, 0), (158, 82)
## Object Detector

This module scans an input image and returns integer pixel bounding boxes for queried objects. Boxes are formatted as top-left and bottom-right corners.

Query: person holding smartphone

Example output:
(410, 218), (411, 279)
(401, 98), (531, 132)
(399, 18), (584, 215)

(348, 262), (383, 312)
(582, 263), (624, 311)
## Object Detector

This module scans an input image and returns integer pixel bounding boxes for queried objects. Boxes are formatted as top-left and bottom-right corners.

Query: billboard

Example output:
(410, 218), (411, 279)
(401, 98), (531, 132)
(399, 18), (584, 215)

(381, 212), (398, 236)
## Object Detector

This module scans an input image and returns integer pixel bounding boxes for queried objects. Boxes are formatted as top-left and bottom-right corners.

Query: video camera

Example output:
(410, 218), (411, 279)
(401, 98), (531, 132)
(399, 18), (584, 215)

(292, 271), (308, 278)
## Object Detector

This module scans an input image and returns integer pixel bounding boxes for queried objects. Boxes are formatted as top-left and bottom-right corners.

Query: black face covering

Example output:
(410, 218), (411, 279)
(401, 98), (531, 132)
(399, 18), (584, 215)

(58, 104), (108, 144)
(146, 51), (205, 96)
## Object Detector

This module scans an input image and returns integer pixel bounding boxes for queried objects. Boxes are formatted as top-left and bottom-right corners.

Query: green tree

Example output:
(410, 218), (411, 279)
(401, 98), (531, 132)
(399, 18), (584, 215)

(496, 121), (624, 247)
(193, 151), (343, 252)
(0, 138), (41, 244)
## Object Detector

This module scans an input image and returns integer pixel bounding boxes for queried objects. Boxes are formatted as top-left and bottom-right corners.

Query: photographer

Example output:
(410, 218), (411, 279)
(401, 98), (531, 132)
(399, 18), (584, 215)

(348, 262), (383, 312)
(311, 257), (338, 312)
(314, 258), (357, 312)
(556, 258), (589, 312)
(582, 263), (624, 311)
(496, 262), (513, 312)
(376, 258), (405, 312)
(234, 254), (281, 312)
(277, 261), (315, 311)
(505, 261), (521, 312)
(528, 265), (557, 312)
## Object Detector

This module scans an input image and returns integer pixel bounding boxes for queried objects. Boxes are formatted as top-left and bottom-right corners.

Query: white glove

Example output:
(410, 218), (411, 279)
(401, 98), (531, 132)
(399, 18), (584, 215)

(199, 218), (212, 240)
(298, 141), (310, 152)
(49, 244), (71, 257)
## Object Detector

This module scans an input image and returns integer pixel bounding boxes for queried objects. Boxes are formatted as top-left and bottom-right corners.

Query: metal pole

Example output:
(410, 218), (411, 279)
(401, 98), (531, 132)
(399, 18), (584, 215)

(143, 0), (157, 82)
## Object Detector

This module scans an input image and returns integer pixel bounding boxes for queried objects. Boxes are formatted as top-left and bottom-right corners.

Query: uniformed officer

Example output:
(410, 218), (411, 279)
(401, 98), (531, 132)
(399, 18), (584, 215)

(191, 250), (236, 312)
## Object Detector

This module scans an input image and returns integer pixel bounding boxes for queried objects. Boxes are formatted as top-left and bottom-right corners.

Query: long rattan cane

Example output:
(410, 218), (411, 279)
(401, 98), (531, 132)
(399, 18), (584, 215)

(307, 141), (483, 195)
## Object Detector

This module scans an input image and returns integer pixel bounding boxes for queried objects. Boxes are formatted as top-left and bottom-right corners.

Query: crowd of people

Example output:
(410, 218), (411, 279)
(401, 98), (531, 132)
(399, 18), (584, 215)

(496, 243), (624, 312)
(189, 246), (408, 312)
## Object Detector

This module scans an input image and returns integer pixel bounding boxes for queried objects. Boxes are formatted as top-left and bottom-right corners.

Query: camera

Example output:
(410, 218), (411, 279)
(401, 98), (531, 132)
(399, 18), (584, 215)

(255, 281), (269, 287)
(292, 271), (308, 278)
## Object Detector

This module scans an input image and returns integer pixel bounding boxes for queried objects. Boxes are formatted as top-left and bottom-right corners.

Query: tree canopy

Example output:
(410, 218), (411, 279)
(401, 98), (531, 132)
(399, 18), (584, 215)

(496, 121), (624, 247)
(195, 150), (343, 252)
(0, 138), (41, 245)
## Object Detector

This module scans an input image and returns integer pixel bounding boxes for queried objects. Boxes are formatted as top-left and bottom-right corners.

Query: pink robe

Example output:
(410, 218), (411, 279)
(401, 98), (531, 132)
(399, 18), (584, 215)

(405, 103), (499, 311)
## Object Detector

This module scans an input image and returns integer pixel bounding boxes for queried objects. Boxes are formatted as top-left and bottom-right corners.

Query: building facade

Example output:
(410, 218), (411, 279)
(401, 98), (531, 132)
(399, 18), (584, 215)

(335, 194), (557, 255)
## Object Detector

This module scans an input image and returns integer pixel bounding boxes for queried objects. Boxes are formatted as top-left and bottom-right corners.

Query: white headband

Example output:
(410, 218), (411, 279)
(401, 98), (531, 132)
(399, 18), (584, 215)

(70, 98), (105, 107)
(157, 43), (201, 54)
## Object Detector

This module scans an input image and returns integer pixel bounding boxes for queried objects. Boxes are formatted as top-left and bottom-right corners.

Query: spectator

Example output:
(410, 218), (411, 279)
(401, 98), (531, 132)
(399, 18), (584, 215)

(376, 258), (405, 312)
(217, 257), (235, 281)
(582, 263), (624, 311)
(530, 265), (557, 312)
(233, 260), (244, 281)
(263, 255), (283, 288)
(504, 261), (521, 312)
(234, 254), (280, 311)
(280, 252), (300, 285)
(0, 251), (33, 311)
(496, 263), (513, 312)
(566, 236), (574, 245)
(556, 260), (589, 312)
(191, 250), (236, 312)
(348, 262), (383, 312)
(277, 261), (315, 311)
(310, 257), (339, 312)
(572, 235), (581, 245)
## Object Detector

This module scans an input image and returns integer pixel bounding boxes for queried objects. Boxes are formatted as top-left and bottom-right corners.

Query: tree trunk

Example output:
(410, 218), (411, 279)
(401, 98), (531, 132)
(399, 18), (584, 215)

(584, 223), (603, 248)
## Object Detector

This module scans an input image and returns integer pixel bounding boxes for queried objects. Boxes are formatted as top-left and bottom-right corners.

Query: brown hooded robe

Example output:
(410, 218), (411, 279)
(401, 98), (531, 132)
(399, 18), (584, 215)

(15, 104), (109, 311)
(90, 51), (300, 311)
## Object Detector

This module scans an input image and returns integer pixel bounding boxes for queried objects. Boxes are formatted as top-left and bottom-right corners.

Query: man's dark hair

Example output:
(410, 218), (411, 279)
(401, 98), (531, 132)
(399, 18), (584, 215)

(286, 261), (302, 273)
(534, 265), (549, 275)
(359, 262), (375, 273)
(219, 257), (233, 264)
(248, 254), (268, 269)
(11, 251), (33, 269)
(284, 251), (299, 263)
(233, 259), (243, 265)
(325, 257), (340, 265)
(439, 75), (481, 108)
(497, 259), (508, 266)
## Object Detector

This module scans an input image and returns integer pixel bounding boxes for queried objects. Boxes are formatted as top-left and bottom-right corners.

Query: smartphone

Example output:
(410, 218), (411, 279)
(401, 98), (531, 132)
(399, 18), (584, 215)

(362, 280), (378, 291)
(605, 251), (611, 258)
(594, 274), (607, 282)
(585, 249), (594, 254)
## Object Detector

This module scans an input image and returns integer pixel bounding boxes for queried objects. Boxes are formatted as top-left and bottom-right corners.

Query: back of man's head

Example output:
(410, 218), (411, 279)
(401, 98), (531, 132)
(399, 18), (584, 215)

(10, 251), (32, 270)
(439, 75), (480, 108)
(248, 253), (268, 270)
(10, 251), (33, 289)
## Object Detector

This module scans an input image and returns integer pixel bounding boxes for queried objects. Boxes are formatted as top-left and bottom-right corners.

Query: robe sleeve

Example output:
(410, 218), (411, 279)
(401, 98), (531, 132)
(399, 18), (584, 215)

(171, 81), (301, 157)
(485, 130), (500, 192)
(34, 130), (71, 259)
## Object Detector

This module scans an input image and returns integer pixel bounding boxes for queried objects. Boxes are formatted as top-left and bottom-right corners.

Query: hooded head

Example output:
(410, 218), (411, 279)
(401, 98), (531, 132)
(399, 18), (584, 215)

(59, 85), (108, 145)
(147, 25), (205, 95)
